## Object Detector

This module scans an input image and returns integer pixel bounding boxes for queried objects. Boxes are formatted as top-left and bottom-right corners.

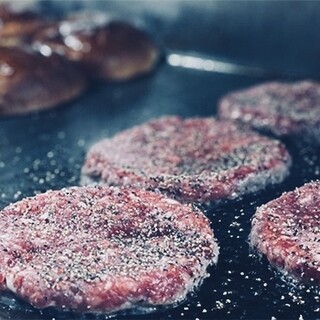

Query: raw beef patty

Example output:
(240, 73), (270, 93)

(218, 81), (320, 139)
(0, 186), (218, 313)
(251, 181), (320, 283)
(82, 116), (291, 202)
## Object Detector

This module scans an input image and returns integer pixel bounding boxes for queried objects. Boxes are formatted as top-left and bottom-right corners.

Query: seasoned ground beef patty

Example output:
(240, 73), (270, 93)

(218, 81), (320, 139)
(250, 181), (320, 283)
(0, 47), (87, 116)
(82, 116), (291, 203)
(32, 12), (159, 81)
(0, 186), (218, 313)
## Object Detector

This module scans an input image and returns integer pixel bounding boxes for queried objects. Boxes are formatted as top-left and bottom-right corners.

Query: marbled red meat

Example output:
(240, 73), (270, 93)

(250, 181), (320, 283)
(82, 116), (291, 203)
(0, 186), (218, 313)
(218, 81), (320, 139)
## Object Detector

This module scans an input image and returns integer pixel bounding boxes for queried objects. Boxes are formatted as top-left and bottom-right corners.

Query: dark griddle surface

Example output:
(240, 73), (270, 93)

(0, 1), (320, 319)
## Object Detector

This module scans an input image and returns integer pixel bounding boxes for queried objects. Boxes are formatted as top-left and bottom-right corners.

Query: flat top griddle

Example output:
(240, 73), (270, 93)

(0, 1), (320, 319)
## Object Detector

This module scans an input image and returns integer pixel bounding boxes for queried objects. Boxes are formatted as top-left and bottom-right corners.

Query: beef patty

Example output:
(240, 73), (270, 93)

(32, 12), (159, 81)
(250, 181), (320, 284)
(218, 81), (320, 140)
(0, 46), (87, 116)
(0, 186), (218, 313)
(82, 116), (291, 203)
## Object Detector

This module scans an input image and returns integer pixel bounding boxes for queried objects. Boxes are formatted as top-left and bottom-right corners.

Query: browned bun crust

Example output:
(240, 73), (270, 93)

(0, 4), (48, 46)
(32, 13), (159, 81)
(0, 47), (87, 116)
